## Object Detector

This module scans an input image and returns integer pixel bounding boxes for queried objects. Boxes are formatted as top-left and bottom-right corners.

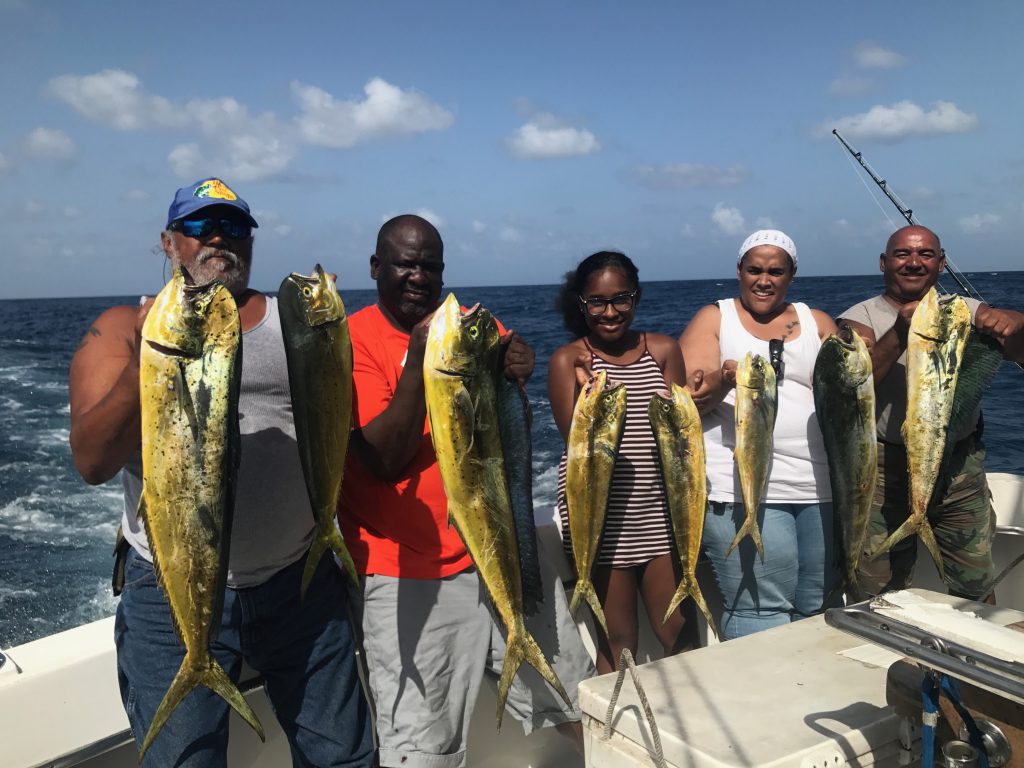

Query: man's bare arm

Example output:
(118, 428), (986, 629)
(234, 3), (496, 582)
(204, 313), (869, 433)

(69, 303), (150, 484)
(349, 315), (433, 480)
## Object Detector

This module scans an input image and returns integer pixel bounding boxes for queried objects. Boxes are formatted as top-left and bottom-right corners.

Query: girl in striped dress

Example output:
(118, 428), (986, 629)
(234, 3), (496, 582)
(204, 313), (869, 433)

(548, 251), (700, 674)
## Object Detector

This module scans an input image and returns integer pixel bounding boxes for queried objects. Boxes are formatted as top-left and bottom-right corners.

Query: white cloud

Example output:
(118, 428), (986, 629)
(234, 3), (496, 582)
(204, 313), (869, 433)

(754, 216), (775, 229)
(24, 127), (75, 161)
(823, 101), (979, 142)
(48, 70), (452, 180)
(47, 69), (185, 130)
(499, 226), (523, 243)
(959, 213), (1001, 233)
(125, 189), (149, 201)
(62, 205), (80, 219)
(0, 152), (9, 172)
(854, 43), (906, 70)
(24, 200), (44, 216)
(413, 208), (445, 228)
(507, 114), (599, 159)
(827, 77), (872, 96)
(274, 224), (293, 237)
(711, 203), (745, 236)
(632, 163), (745, 188)
(293, 78), (453, 148)
(472, 220), (486, 233)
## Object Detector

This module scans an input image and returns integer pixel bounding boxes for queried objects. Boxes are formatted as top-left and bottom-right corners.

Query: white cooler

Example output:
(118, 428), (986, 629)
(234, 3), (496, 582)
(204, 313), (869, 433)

(580, 613), (915, 768)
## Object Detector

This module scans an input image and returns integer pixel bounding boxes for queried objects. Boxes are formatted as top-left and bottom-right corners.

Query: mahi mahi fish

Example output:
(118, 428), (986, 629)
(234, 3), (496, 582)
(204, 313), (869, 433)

(423, 293), (570, 727)
(565, 370), (628, 637)
(648, 384), (716, 636)
(496, 374), (544, 616)
(813, 327), (876, 601)
(137, 269), (264, 757)
(870, 288), (976, 579)
(278, 265), (358, 596)
(728, 352), (778, 561)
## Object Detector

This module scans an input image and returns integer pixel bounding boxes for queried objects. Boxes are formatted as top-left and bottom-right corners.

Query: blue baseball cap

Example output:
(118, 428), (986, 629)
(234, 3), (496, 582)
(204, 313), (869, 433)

(166, 178), (259, 229)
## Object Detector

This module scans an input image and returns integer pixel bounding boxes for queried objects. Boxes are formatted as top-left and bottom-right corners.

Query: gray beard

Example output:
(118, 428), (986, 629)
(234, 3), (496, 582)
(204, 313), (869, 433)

(168, 239), (250, 296)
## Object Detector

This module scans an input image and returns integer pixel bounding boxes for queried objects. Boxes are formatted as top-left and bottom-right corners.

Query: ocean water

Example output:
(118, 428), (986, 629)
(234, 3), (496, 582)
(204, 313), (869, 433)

(2, 274), (1022, 649)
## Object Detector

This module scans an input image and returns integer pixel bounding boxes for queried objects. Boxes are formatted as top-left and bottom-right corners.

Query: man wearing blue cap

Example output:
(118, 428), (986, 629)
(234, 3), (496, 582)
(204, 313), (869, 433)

(68, 178), (374, 766)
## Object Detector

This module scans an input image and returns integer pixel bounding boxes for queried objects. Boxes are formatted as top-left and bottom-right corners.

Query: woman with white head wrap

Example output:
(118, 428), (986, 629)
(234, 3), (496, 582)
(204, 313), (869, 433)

(678, 229), (840, 639)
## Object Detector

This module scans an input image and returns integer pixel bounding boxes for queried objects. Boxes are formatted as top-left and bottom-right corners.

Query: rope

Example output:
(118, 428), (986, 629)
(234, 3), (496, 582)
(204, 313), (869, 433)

(982, 549), (1024, 602)
(602, 648), (667, 768)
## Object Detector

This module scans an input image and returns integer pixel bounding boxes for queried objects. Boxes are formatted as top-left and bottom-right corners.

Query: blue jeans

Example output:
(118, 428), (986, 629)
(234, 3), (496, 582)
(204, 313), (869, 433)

(115, 548), (374, 767)
(703, 501), (840, 640)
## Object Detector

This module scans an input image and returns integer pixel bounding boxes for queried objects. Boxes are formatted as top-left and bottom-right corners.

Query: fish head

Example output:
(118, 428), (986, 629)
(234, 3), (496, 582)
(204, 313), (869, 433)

(142, 268), (236, 356)
(819, 329), (873, 388)
(648, 388), (675, 431)
(737, 351), (776, 392)
(280, 265), (345, 328)
(910, 288), (972, 345)
(425, 293), (500, 379)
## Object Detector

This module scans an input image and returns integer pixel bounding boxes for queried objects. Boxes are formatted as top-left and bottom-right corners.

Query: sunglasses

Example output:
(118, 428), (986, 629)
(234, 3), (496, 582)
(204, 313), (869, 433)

(768, 338), (785, 381)
(579, 290), (637, 316)
(170, 217), (252, 240)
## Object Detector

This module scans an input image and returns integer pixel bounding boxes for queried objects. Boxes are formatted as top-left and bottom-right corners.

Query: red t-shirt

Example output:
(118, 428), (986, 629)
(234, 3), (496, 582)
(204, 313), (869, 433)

(339, 303), (505, 579)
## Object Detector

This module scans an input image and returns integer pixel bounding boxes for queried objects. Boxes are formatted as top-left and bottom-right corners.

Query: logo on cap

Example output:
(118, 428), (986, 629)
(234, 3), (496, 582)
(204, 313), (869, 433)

(194, 179), (238, 202)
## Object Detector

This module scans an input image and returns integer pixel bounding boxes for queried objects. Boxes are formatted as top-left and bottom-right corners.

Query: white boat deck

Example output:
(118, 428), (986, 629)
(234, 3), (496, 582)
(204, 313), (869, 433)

(1, 472), (1021, 768)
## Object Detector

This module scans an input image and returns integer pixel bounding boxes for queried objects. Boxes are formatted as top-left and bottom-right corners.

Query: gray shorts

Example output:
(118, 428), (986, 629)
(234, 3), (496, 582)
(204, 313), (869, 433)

(353, 541), (595, 768)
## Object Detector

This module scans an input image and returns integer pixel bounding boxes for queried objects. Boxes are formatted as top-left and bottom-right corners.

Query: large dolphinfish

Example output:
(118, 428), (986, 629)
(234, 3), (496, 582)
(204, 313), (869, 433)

(648, 384), (716, 636)
(278, 265), (358, 596)
(729, 352), (777, 561)
(564, 370), (627, 637)
(813, 327), (876, 601)
(871, 288), (974, 578)
(137, 269), (263, 757)
(424, 293), (569, 728)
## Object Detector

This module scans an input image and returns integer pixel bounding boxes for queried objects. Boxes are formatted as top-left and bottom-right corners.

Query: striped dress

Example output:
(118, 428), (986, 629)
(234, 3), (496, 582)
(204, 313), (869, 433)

(556, 337), (674, 567)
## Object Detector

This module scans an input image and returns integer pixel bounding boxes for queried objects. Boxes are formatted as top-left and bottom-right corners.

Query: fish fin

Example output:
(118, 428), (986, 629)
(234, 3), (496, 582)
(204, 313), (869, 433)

(301, 517), (359, 598)
(452, 384), (476, 455)
(727, 515), (765, 562)
(917, 520), (946, 581)
(496, 623), (571, 730)
(948, 331), (1002, 442)
(173, 359), (201, 443)
(868, 514), (919, 562)
(662, 578), (718, 640)
(569, 578), (609, 637)
(140, 654), (265, 760)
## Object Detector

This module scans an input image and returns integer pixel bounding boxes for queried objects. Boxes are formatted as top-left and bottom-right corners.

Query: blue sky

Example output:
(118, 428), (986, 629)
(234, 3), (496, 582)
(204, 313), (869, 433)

(1, 1), (1022, 299)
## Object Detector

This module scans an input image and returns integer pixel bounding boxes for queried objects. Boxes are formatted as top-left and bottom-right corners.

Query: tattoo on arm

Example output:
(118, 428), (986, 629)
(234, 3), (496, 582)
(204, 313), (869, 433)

(74, 326), (101, 353)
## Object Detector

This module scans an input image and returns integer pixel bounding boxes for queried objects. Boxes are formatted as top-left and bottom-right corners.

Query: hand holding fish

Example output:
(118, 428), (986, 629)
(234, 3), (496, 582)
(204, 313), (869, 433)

(406, 312), (435, 369)
(684, 360), (736, 413)
(975, 305), (1024, 341)
(500, 331), (535, 384)
(892, 301), (919, 344)
(572, 350), (596, 389)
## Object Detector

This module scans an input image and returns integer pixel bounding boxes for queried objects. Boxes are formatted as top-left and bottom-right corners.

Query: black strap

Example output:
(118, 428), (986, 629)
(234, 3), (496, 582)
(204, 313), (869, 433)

(111, 525), (130, 596)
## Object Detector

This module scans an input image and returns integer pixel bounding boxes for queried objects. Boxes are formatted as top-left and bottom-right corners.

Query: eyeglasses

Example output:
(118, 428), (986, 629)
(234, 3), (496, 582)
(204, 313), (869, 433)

(170, 217), (252, 240)
(768, 338), (785, 381)
(578, 290), (637, 316)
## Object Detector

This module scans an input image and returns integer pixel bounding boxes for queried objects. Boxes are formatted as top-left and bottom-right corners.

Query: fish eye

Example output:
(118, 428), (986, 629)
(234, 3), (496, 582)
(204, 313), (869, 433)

(302, 286), (312, 297)
(468, 324), (479, 339)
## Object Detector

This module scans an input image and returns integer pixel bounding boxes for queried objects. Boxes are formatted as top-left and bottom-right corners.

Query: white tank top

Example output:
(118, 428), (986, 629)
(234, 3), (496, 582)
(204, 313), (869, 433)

(703, 299), (831, 504)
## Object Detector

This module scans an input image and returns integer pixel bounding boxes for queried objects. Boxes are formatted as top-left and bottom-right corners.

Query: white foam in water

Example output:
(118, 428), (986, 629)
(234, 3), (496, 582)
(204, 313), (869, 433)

(72, 579), (119, 626)
(0, 585), (40, 603)
(533, 464), (559, 508)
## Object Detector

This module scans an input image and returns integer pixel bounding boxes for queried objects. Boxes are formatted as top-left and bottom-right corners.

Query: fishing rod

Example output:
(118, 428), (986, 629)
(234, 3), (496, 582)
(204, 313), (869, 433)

(831, 129), (982, 301)
(833, 130), (1022, 372)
